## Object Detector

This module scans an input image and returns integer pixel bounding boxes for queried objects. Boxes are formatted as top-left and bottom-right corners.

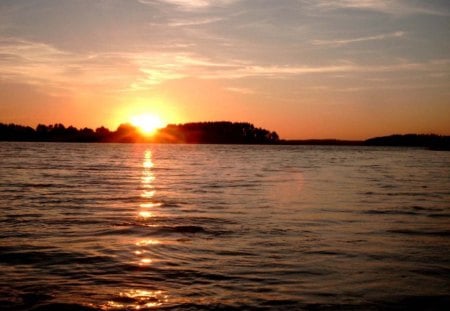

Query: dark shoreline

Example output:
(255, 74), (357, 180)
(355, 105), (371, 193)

(1, 138), (449, 151)
(280, 139), (363, 146)
(280, 136), (450, 150)
(1, 122), (449, 150)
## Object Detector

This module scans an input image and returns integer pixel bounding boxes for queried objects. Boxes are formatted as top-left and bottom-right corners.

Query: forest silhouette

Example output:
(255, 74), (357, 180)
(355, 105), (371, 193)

(0, 122), (280, 144)
(0, 122), (449, 149)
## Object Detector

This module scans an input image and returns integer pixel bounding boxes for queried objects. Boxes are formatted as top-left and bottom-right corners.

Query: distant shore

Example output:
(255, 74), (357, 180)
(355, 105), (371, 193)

(1, 122), (449, 150)
(279, 139), (363, 146)
(281, 135), (450, 150)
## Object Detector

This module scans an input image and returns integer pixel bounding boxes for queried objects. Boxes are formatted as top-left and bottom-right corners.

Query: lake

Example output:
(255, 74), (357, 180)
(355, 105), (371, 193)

(0, 142), (449, 310)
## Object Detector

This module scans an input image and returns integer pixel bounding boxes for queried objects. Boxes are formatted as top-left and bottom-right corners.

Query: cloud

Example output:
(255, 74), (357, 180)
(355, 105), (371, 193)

(168, 17), (223, 27)
(139, 0), (209, 8)
(0, 37), (143, 93)
(0, 38), (72, 86)
(257, 60), (449, 75)
(139, 0), (238, 10)
(312, 31), (405, 47)
(314, 0), (450, 16)
(225, 86), (255, 94)
(316, 0), (392, 11)
(1, 35), (449, 97)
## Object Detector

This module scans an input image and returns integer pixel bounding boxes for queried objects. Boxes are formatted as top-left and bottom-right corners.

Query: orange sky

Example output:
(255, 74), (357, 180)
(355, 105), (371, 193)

(0, 0), (449, 139)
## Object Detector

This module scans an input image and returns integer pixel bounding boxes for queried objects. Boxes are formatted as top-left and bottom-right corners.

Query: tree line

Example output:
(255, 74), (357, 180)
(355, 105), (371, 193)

(1, 122), (448, 149)
(157, 122), (279, 144)
(364, 134), (450, 150)
(0, 122), (280, 144)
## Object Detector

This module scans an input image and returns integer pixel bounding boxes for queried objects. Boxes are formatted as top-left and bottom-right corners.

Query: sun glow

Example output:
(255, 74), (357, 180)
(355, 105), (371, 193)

(130, 114), (165, 135)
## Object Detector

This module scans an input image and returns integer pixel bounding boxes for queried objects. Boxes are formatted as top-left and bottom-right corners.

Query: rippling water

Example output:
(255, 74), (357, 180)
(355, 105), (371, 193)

(1, 142), (449, 310)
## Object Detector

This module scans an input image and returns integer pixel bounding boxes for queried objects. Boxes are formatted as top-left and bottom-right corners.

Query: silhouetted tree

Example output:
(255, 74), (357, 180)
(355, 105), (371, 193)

(36, 124), (49, 140)
(0, 123), (35, 141)
(95, 126), (112, 141)
(111, 123), (140, 143)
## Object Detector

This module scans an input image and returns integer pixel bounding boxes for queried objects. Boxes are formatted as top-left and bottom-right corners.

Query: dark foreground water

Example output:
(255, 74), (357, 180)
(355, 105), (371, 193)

(0, 142), (449, 310)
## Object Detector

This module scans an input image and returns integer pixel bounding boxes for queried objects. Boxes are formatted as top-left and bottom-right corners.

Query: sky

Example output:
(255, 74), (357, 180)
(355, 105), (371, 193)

(0, 0), (449, 139)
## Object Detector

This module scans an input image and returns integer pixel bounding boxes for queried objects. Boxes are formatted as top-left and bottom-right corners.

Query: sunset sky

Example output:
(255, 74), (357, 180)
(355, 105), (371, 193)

(0, 0), (449, 139)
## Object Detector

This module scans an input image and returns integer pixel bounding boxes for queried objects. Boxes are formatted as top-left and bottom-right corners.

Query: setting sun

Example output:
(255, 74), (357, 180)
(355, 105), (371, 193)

(130, 114), (165, 135)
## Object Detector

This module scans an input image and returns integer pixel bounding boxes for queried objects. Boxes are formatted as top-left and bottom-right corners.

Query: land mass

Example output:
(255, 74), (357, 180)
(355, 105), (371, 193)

(281, 134), (450, 150)
(0, 122), (449, 150)
(0, 122), (279, 144)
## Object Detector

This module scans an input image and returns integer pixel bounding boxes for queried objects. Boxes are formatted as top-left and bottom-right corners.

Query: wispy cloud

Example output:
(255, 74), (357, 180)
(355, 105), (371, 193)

(139, 0), (237, 10)
(0, 38), (143, 93)
(207, 59), (450, 80)
(316, 0), (392, 12)
(139, 0), (209, 9)
(1, 35), (449, 96)
(312, 31), (405, 47)
(225, 87), (255, 95)
(168, 17), (223, 27)
(315, 0), (450, 16)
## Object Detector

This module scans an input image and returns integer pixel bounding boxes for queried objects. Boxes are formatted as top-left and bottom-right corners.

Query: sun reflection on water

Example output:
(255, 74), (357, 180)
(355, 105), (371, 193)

(135, 150), (161, 262)
(100, 149), (169, 310)
(141, 190), (156, 198)
(141, 175), (155, 185)
(138, 150), (159, 221)
(140, 202), (162, 208)
(138, 211), (153, 218)
(100, 289), (168, 310)
(136, 239), (161, 247)
(139, 258), (153, 265)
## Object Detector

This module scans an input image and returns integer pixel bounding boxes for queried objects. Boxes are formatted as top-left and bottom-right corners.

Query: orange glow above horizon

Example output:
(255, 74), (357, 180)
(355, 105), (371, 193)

(1, 1), (449, 140)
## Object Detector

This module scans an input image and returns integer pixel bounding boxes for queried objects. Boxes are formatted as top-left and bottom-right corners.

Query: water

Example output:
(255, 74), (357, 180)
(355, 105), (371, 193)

(0, 142), (449, 310)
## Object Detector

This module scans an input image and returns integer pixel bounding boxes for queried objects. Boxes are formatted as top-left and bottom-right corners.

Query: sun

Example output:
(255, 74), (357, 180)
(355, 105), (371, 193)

(130, 114), (165, 135)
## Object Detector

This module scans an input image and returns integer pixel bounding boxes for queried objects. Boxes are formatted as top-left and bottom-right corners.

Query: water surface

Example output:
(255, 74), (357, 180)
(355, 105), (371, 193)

(0, 143), (449, 310)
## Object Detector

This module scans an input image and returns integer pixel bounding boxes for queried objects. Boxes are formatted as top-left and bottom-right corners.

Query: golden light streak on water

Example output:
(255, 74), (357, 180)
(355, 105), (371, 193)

(99, 290), (167, 310)
(136, 239), (161, 246)
(138, 149), (160, 219)
(139, 258), (152, 265)
(138, 211), (153, 218)
(101, 300), (125, 310)
(141, 175), (155, 184)
(141, 190), (156, 198)
(140, 202), (162, 208)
